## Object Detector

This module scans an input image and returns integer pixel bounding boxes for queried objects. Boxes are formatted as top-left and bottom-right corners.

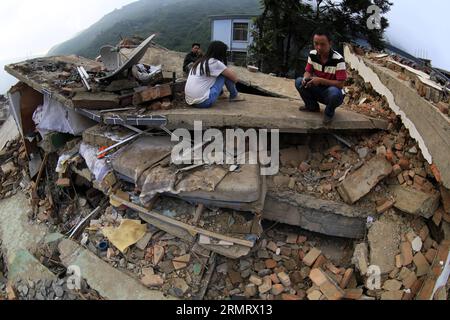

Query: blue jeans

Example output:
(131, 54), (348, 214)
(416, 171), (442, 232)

(295, 77), (344, 118)
(195, 75), (239, 109)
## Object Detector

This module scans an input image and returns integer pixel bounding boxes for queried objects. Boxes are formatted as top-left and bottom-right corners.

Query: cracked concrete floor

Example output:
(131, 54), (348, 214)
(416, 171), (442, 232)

(0, 192), (56, 283)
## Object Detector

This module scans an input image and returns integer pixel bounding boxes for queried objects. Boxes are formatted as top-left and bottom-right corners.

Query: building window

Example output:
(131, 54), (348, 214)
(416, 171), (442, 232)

(233, 23), (249, 41)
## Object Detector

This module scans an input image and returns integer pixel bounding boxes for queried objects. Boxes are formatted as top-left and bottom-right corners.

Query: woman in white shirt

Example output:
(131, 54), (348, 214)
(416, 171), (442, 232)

(185, 41), (244, 108)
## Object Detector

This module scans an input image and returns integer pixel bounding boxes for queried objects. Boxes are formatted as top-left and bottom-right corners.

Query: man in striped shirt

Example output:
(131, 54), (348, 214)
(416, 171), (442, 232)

(295, 29), (347, 124)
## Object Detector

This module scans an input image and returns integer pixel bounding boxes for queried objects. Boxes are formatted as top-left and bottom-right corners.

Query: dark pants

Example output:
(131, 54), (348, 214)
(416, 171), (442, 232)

(295, 77), (344, 118)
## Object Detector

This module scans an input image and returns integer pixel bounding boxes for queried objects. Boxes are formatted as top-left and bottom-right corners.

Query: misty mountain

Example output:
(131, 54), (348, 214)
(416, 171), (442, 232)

(49, 0), (261, 59)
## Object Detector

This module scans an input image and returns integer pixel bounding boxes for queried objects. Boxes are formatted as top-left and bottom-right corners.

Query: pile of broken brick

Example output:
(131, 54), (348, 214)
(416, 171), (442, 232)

(0, 139), (28, 200)
(0, 38), (449, 301)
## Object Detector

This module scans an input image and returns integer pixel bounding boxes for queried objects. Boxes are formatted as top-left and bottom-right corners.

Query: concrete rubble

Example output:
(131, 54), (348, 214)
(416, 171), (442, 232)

(0, 36), (449, 300)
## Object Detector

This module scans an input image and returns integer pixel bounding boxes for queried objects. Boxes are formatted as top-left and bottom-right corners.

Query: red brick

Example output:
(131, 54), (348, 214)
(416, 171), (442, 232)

(339, 269), (354, 289)
(413, 175), (425, 186)
(302, 248), (322, 267)
(281, 293), (302, 301)
(398, 158), (410, 170)
(312, 255), (328, 269)
(400, 242), (413, 266)
(270, 273), (280, 284)
(309, 268), (328, 286)
(271, 284), (284, 296)
(377, 200), (395, 214)
(424, 248), (437, 264)
(432, 208), (443, 226)
(344, 288), (363, 300)
(386, 148), (394, 163)
(440, 186), (450, 214)
(265, 259), (277, 269)
(392, 164), (402, 175)
(297, 236), (307, 244)
(413, 252), (430, 277)
(416, 277), (437, 300)
(397, 173), (405, 185)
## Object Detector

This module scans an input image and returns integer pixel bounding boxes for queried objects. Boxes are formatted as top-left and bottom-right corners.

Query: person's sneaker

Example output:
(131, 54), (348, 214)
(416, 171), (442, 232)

(229, 94), (246, 102)
(323, 114), (333, 125)
(299, 106), (320, 112)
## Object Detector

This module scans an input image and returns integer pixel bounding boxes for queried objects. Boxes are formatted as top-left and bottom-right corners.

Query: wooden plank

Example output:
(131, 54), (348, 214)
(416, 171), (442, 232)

(192, 204), (205, 225)
(111, 194), (254, 248)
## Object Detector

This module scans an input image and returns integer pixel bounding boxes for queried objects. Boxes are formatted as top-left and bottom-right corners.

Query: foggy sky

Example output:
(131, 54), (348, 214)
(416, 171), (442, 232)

(0, 0), (448, 93)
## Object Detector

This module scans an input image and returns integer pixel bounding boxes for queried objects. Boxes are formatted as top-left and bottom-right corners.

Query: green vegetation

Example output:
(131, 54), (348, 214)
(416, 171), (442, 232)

(49, 0), (261, 58)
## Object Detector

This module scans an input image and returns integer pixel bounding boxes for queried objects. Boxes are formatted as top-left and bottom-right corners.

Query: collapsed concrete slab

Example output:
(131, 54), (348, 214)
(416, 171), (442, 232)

(262, 190), (370, 239)
(6, 58), (388, 133)
(367, 215), (402, 275)
(111, 135), (266, 212)
(389, 185), (440, 219)
(148, 93), (388, 133)
(58, 239), (176, 300)
(337, 155), (393, 204)
(121, 44), (301, 100)
(0, 192), (56, 283)
(344, 44), (450, 189)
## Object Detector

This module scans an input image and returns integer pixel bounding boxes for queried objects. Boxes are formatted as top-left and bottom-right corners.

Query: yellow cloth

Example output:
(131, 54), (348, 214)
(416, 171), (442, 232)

(102, 219), (147, 253)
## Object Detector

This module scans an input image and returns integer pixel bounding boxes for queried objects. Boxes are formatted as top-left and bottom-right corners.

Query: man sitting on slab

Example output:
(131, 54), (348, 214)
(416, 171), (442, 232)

(295, 29), (347, 125)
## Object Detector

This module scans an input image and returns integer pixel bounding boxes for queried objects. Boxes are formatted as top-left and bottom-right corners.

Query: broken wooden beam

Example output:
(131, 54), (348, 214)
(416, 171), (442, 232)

(110, 194), (254, 248)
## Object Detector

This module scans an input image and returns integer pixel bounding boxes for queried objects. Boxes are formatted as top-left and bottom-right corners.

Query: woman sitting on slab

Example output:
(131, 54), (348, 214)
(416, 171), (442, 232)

(185, 41), (245, 108)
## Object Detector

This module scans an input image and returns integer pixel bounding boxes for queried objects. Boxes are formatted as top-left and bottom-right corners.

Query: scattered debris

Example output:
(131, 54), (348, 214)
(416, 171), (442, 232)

(0, 37), (449, 301)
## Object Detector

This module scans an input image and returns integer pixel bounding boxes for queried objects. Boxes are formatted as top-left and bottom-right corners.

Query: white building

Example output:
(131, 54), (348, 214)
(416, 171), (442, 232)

(210, 15), (256, 63)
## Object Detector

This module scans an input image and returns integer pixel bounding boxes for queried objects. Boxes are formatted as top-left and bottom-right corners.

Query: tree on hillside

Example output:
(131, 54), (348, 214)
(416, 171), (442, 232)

(250, 0), (392, 76)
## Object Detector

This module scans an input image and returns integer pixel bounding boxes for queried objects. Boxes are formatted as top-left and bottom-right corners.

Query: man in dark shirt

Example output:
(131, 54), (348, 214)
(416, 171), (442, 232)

(183, 43), (203, 74)
(295, 29), (348, 125)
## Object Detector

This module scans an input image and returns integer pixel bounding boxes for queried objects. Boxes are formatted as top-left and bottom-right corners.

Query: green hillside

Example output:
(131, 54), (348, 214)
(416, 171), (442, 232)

(49, 0), (261, 58)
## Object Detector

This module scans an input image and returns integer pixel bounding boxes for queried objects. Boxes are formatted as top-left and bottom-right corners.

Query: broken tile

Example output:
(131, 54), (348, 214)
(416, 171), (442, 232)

(172, 254), (190, 270)
(135, 232), (153, 251)
(413, 252), (430, 277)
(153, 245), (165, 266)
